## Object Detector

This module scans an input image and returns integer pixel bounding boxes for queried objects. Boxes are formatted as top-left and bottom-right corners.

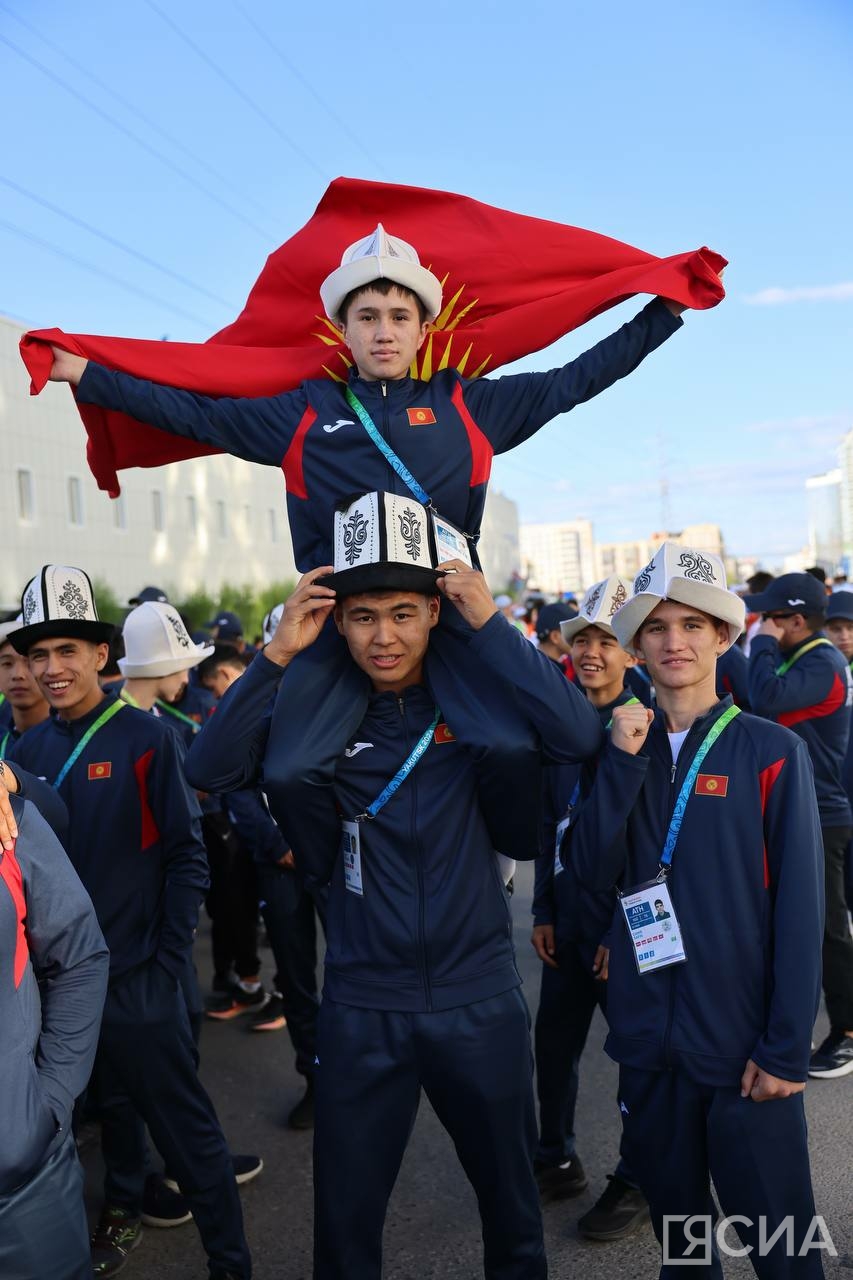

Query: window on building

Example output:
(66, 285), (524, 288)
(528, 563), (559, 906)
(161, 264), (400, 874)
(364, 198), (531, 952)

(187, 494), (197, 535)
(152, 490), (165, 532)
(68, 476), (84, 526)
(217, 500), (227, 538)
(268, 508), (277, 542)
(16, 468), (34, 522)
(113, 493), (127, 530)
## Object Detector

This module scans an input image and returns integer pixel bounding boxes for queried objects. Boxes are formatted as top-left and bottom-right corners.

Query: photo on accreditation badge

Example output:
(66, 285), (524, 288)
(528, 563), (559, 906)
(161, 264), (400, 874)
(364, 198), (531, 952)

(433, 517), (473, 567)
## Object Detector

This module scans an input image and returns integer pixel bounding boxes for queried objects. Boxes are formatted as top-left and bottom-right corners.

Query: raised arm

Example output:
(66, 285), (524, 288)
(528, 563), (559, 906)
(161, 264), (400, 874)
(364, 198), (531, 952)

(463, 298), (683, 454)
(748, 634), (844, 717)
(48, 344), (308, 467)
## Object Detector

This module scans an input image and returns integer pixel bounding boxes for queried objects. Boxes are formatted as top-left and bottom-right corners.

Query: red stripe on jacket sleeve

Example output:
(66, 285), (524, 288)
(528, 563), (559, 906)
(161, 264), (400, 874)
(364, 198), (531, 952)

(134, 749), (161, 851)
(281, 406), (317, 500)
(451, 382), (493, 487)
(778, 672), (846, 728)
(758, 757), (786, 888)
(0, 846), (28, 988)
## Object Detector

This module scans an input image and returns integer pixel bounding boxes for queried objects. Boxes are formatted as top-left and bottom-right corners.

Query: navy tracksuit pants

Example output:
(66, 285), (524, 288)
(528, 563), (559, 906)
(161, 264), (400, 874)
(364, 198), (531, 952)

(256, 862), (324, 1077)
(95, 960), (251, 1278)
(534, 941), (636, 1185)
(617, 1067), (825, 1278)
(313, 990), (546, 1280)
(0, 1134), (90, 1280)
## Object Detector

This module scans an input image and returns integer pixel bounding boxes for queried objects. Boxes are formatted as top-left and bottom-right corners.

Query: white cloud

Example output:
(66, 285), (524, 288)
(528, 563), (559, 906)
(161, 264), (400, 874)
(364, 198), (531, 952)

(743, 282), (853, 305)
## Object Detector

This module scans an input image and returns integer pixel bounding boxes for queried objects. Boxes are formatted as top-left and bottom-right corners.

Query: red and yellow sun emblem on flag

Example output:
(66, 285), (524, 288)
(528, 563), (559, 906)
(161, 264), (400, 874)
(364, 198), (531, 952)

(87, 761), (112, 780)
(311, 274), (494, 384)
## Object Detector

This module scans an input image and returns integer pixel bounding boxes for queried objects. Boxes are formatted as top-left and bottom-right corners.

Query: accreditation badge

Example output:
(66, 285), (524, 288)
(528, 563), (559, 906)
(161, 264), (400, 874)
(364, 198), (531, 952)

(619, 878), (686, 975)
(341, 820), (364, 897)
(431, 513), (473, 568)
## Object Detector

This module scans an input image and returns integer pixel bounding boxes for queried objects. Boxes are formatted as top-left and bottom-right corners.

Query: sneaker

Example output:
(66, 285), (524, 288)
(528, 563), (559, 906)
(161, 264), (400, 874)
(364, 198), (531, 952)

(578, 1174), (650, 1241)
(141, 1173), (192, 1228)
(90, 1206), (143, 1276)
(249, 993), (287, 1032)
(288, 1081), (315, 1131)
(164, 1155), (263, 1194)
(808, 1032), (853, 1078)
(534, 1155), (587, 1200)
(205, 985), (269, 1021)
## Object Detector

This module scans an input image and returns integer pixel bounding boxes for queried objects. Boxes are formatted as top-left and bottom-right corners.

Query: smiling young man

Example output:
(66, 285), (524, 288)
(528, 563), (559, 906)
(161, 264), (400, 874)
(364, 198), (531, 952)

(531, 578), (649, 1242)
(744, 572), (853, 1082)
(566, 544), (827, 1278)
(7, 566), (251, 1280)
(47, 224), (689, 884)
(185, 491), (602, 1279)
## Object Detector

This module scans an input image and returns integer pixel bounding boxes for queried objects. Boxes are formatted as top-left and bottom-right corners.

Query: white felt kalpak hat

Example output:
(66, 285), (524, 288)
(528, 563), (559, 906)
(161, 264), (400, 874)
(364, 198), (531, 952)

(0, 614), (23, 645)
(611, 542), (745, 655)
(118, 602), (214, 678)
(12, 566), (115, 653)
(318, 491), (462, 596)
(561, 576), (634, 643)
(320, 224), (443, 323)
(262, 603), (284, 646)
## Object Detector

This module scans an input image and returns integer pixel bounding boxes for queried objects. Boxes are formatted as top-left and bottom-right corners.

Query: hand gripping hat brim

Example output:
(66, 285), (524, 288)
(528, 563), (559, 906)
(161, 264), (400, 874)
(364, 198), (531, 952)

(320, 224), (443, 323)
(561, 576), (634, 643)
(12, 566), (115, 654)
(611, 543), (745, 656)
(316, 491), (450, 597)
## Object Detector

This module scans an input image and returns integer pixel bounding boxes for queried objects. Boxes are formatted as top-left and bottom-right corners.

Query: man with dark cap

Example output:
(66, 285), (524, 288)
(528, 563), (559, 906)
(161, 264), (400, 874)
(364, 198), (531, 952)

(745, 571), (853, 1080)
(534, 601), (577, 674)
(206, 611), (246, 654)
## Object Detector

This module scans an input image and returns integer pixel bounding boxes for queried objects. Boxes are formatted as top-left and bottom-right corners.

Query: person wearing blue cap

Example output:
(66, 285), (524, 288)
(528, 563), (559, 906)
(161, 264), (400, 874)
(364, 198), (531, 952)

(744, 572), (853, 1080)
(206, 611), (246, 653)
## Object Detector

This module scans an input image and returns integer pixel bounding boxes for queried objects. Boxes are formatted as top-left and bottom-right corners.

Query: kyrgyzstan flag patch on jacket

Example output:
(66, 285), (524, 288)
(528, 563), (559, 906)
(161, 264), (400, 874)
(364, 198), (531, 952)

(434, 723), (456, 744)
(88, 761), (112, 780)
(407, 407), (437, 426)
(695, 773), (728, 796)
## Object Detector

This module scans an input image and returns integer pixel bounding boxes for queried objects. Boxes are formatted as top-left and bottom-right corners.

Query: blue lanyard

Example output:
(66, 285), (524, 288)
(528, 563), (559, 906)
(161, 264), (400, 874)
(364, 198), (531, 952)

(0, 730), (9, 760)
(355, 707), (441, 821)
(660, 704), (740, 869)
(53, 700), (126, 789)
(345, 387), (432, 507)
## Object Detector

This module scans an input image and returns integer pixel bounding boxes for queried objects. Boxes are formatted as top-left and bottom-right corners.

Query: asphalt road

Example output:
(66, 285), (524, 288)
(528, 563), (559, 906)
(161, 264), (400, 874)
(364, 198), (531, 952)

(81, 861), (853, 1278)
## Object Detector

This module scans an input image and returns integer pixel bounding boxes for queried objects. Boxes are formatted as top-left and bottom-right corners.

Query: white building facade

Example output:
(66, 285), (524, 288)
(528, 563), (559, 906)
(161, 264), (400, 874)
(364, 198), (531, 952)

(520, 519), (595, 595)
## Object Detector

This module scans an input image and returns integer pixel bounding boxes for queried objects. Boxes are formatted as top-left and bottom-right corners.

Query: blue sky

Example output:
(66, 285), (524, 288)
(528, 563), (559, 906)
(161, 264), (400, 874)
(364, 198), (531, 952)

(2, 0), (851, 564)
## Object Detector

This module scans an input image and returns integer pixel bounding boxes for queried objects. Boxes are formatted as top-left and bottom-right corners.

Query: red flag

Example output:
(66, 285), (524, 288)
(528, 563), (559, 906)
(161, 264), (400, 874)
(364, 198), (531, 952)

(20, 177), (725, 497)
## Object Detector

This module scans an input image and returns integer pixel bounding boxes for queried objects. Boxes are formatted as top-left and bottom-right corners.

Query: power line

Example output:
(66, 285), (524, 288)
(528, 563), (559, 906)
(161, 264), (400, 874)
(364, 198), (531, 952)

(0, 215), (213, 331)
(143, 0), (330, 182)
(0, 176), (237, 312)
(0, 32), (275, 242)
(231, 0), (389, 179)
(0, 1), (280, 229)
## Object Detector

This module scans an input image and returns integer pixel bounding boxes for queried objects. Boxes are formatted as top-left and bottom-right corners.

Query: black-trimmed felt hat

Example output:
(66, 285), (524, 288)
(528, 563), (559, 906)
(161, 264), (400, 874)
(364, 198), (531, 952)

(318, 492), (450, 597)
(12, 565), (115, 654)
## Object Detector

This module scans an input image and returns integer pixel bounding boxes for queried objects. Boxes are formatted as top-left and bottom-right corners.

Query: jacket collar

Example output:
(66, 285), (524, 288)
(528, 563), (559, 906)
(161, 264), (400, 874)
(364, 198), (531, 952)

(49, 689), (117, 736)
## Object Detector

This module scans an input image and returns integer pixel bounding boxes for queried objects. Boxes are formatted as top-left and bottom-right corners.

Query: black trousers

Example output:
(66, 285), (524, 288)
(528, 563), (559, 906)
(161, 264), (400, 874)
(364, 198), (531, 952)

(618, 1066), (824, 1278)
(96, 960), (251, 1278)
(534, 940), (636, 1183)
(202, 811), (261, 982)
(256, 862), (323, 1077)
(313, 990), (546, 1280)
(821, 825), (853, 1032)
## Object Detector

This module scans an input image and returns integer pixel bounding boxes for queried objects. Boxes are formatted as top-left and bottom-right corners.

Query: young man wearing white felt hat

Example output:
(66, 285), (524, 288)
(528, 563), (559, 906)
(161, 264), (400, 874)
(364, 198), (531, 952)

(185, 490), (605, 1278)
(532, 576), (650, 1240)
(118, 601), (214, 712)
(51, 220), (690, 898)
(563, 544), (828, 1276)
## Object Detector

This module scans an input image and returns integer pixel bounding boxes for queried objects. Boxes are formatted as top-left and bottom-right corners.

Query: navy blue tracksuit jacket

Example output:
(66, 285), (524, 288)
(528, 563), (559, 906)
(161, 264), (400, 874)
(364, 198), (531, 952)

(567, 699), (825, 1085)
(748, 631), (852, 827)
(9, 693), (209, 980)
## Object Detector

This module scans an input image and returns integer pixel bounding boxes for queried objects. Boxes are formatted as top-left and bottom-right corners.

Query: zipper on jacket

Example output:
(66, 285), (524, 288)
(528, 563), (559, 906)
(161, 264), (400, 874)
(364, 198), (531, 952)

(398, 697), (432, 1009)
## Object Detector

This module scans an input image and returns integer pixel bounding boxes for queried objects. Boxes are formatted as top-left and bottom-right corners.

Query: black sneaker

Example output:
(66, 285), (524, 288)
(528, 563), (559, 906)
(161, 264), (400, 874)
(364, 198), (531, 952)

(808, 1032), (853, 1078)
(205, 986), (269, 1021)
(163, 1154), (263, 1194)
(141, 1173), (192, 1228)
(534, 1155), (588, 1200)
(90, 1206), (143, 1276)
(288, 1081), (315, 1131)
(578, 1174), (649, 1241)
(249, 993), (287, 1032)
